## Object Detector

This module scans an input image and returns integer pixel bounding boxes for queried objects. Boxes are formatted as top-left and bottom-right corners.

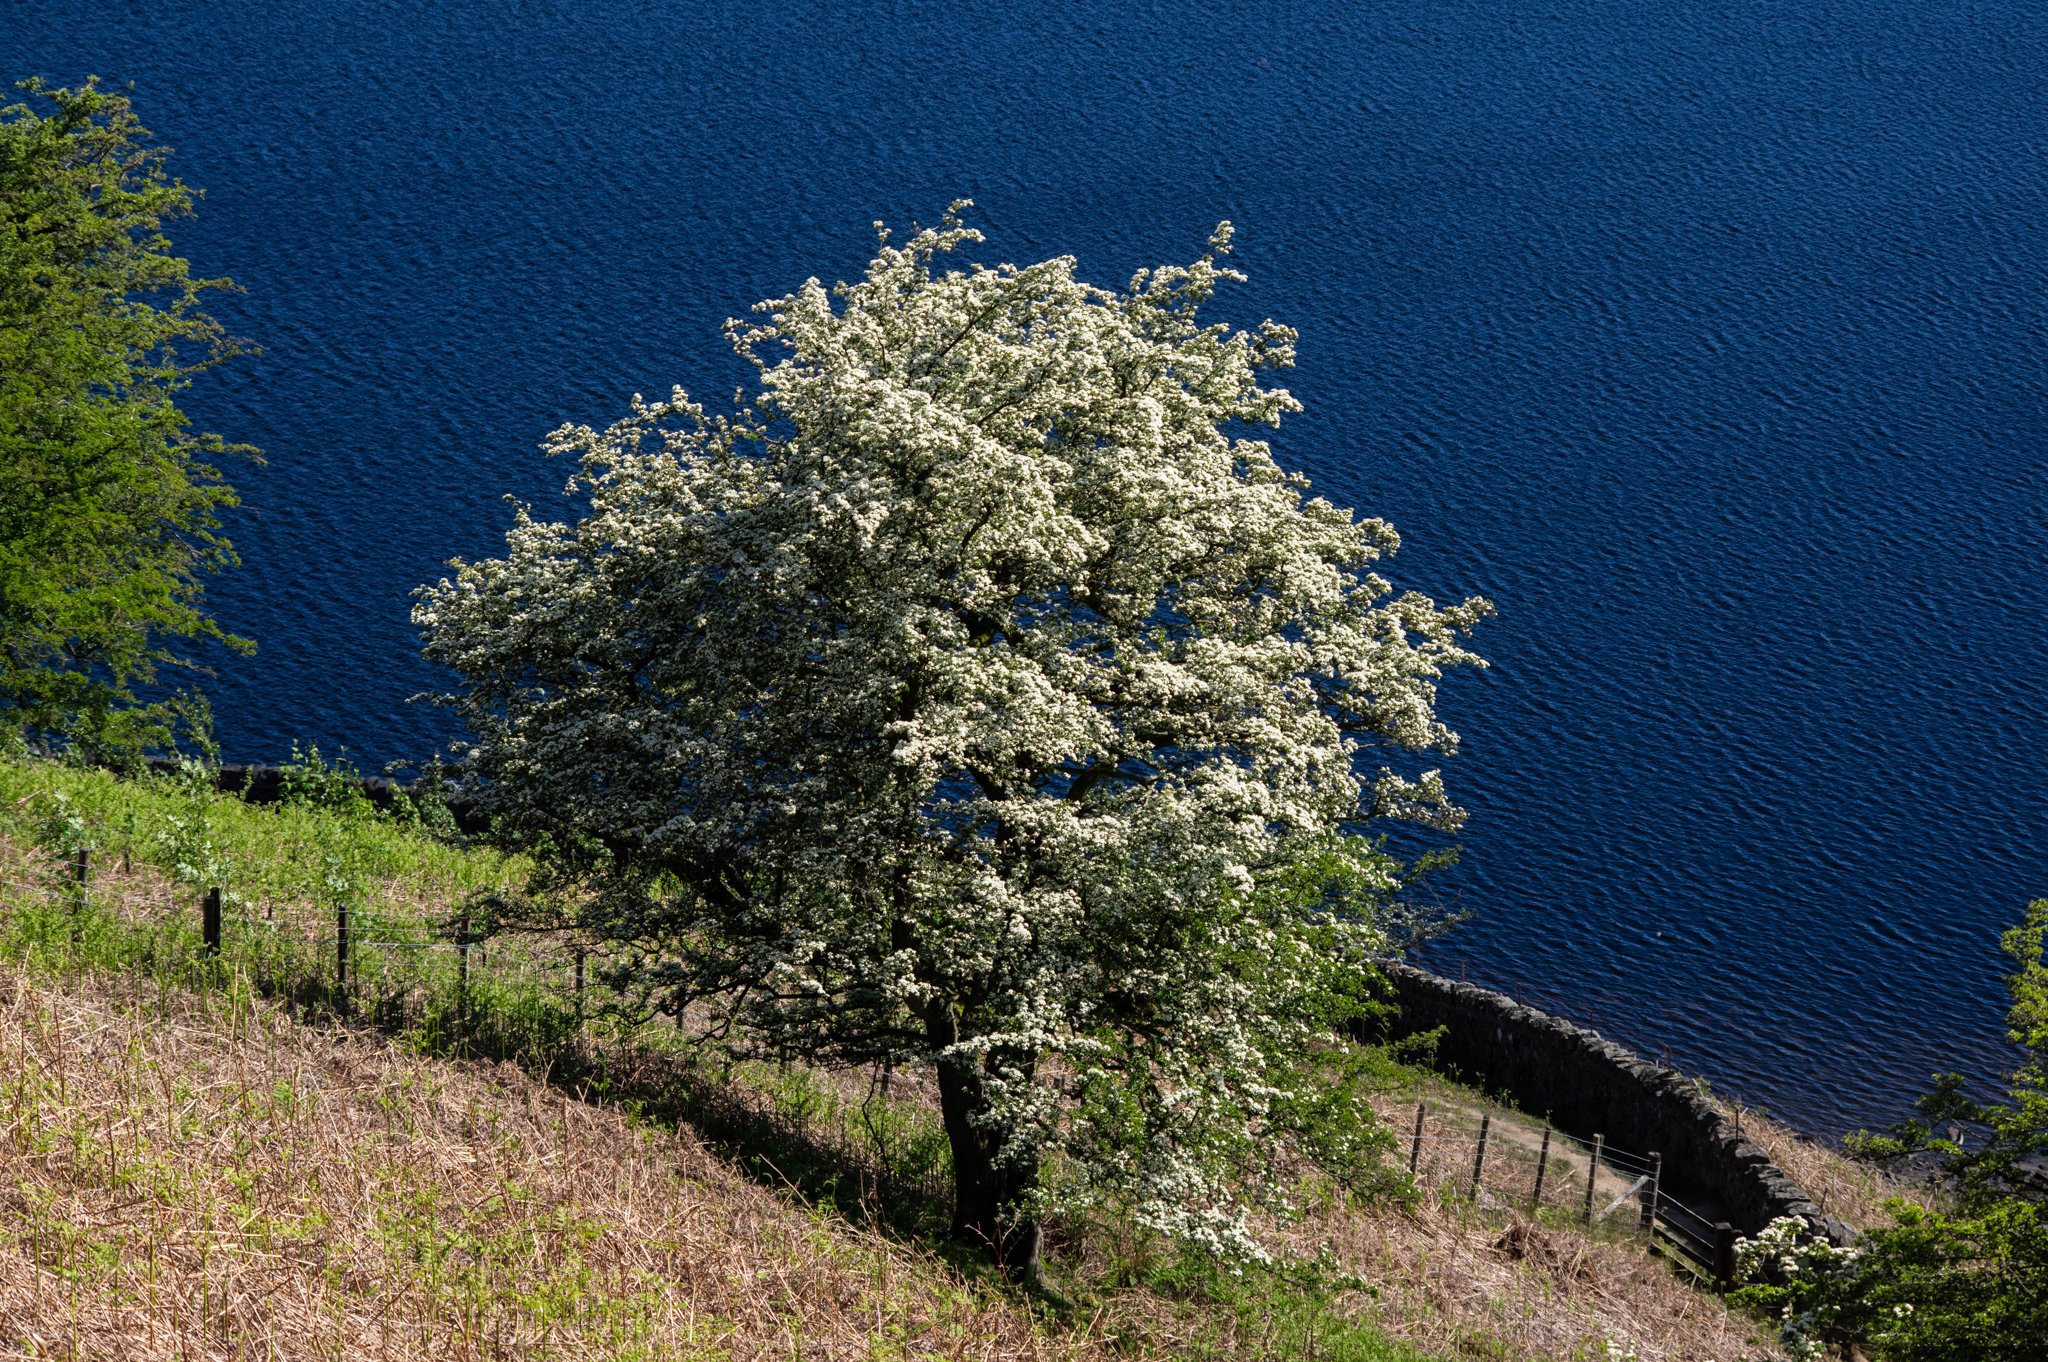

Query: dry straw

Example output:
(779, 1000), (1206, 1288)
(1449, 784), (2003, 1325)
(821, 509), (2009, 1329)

(0, 964), (1080, 1360)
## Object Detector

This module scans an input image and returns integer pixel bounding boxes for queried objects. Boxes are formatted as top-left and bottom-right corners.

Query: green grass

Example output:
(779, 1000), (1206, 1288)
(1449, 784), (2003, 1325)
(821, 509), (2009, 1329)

(0, 750), (516, 921)
(1075, 1246), (1441, 1361)
(0, 751), (552, 1030)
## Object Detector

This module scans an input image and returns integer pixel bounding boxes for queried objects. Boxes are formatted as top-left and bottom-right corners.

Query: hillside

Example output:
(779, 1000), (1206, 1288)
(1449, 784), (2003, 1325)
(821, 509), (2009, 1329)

(0, 755), (1938, 1360)
(0, 964), (1060, 1360)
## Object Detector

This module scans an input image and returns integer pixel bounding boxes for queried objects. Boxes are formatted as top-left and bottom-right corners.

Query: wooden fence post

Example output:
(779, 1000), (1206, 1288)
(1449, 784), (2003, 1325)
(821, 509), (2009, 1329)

(1409, 1102), (1427, 1176)
(1470, 1114), (1490, 1200)
(574, 947), (585, 1017)
(456, 911), (470, 992)
(203, 888), (221, 957)
(1530, 1125), (1552, 1210)
(1640, 1152), (1663, 1236)
(335, 900), (350, 1012)
(1583, 1134), (1604, 1223)
(74, 848), (89, 886)
(1714, 1222), (1736, 1292)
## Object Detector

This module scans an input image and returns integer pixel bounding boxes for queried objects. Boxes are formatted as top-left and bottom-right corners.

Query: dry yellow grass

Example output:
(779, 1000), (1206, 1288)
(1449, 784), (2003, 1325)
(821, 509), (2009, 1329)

(1275, 1191), (1773, 1361)
(0, 965), (1075, 1361)
(0, 950), (1789, 1362)
(690, 1057), (1785, 1359)
(1121, 1080), (1787, 1362)
(1261, 1079), (1951, 1360)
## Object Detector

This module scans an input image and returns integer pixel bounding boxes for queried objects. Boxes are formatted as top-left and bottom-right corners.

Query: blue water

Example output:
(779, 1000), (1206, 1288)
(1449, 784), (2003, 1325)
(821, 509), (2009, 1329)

(12, 0), (2045, 1137)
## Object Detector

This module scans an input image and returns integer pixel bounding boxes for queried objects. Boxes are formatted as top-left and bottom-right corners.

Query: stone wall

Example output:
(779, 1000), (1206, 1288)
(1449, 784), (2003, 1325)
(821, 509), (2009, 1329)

(1375, 960), (1853, 1243)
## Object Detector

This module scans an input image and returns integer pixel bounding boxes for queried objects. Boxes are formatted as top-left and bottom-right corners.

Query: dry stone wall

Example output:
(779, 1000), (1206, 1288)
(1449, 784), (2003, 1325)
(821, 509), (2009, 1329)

(1376, 960), (1854, 1243)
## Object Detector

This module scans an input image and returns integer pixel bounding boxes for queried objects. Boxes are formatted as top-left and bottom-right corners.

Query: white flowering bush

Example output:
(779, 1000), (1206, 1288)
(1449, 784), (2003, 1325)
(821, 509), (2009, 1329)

(1732, 1217), (1862, 1361)
(416, 205), (1491, 1279)
(1732, 1204), (2047, 1361)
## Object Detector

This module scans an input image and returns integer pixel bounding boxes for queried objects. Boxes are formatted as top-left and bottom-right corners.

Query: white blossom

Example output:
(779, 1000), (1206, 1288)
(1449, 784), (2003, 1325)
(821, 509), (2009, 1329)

(417, 204), (1490, 1266)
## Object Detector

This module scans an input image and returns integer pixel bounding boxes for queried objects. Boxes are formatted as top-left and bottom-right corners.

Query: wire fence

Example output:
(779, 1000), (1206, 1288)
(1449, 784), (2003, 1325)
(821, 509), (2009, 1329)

(1398, 1100), (1739, 1288)
(10, 852), (1751, 1275)
(2, 853), (964, 1230)
(1, 848), (592, 1028)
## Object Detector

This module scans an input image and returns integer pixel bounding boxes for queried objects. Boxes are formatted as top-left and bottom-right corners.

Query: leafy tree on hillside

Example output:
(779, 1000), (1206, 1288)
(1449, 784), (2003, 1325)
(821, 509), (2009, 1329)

(0, 77), (255, 760)
(417, 206), (1491, 1280)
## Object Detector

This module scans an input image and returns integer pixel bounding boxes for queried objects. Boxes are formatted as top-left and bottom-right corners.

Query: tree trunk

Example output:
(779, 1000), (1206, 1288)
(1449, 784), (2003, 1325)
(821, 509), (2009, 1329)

(926, 1006), (1044, 1283)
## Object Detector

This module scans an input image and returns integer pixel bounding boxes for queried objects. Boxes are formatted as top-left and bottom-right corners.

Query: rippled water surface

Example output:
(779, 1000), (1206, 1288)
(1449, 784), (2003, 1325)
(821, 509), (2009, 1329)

(12, 0), (2045, 1135)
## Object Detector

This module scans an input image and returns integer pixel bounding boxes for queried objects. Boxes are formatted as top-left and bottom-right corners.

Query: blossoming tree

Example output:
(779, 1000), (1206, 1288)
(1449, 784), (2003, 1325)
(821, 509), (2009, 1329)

(417, 206), (1491, 1279)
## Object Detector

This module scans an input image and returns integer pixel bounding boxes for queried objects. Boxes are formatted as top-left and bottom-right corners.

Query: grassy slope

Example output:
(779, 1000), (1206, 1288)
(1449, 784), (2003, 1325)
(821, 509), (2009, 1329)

(1, 755), (1924, 1360)
(0, 964), (1061, 1360)
(0, 757), (1441, 1361)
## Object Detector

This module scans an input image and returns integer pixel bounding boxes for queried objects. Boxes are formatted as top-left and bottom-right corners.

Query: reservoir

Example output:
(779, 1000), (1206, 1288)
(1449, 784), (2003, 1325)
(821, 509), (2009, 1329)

(11, 0), (2045, 1136)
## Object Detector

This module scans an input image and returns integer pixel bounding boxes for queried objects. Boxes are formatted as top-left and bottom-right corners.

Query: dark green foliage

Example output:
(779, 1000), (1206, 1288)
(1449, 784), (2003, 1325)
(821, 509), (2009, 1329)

(1733, 899), (2048, 1361)
(0, 77), (255, 759)
(1730, 1201), (2046, 1362)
